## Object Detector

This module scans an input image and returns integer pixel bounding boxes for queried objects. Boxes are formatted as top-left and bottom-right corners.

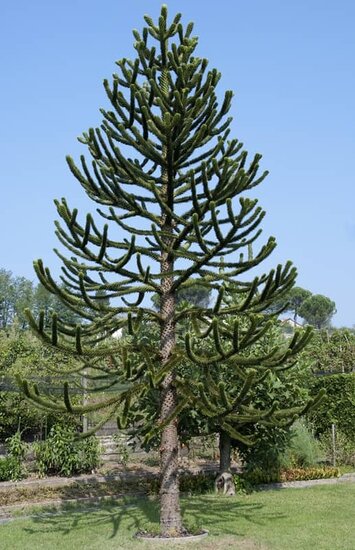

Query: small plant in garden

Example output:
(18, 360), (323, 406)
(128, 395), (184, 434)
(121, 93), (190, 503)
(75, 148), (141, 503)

(138, 522), (161, 537)
(182, 519), (204, 536)
(34, 424), (101, 477)
(278, 466), (340, 482)
(2, 431), (28, 481)
(112, 434), (130, 468)
(284, 420), (322, 468)
(5, 430), (28, 463)
(233, 474), (252, 494)
(0, 456), (24, 482)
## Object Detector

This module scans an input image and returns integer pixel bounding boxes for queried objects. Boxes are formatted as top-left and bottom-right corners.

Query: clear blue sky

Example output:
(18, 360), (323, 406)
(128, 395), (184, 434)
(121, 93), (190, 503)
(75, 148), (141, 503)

(1, 0), (354, 326)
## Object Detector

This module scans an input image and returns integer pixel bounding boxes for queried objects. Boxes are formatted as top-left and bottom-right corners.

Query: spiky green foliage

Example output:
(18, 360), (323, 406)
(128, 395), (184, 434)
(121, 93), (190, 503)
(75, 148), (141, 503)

(180, 315), (318, 446)
(126, 294), (322, 452)
(17, 6), (317, 533)
(20, 7), (301, 420)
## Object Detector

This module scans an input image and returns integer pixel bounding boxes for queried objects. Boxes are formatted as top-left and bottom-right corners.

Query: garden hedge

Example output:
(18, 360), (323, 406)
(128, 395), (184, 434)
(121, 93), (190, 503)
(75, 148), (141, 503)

(307, 373), (355, 440)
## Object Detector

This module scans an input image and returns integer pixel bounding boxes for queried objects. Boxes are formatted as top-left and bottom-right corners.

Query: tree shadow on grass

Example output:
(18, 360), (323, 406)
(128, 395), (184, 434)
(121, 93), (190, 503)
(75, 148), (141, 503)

(21, 493), (288, 542)
(182, 496), (288, 537)
(22, 495), (160, 540)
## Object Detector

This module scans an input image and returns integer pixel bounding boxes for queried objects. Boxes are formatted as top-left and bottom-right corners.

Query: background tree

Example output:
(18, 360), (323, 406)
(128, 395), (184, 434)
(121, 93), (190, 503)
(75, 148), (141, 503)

(285, 287), (312, 323)
(151, 281), (211, 310)
(0, 269), (16, 329)
(32, 284), (56, 327)
(0, 270), (34, 330)
(268, 286), (311, 322)
(0, 326), (80, 440)
(301, 327), (355, 374)
(18, 6), (315, 535)
(15, 279), (34, 329)
(299, 294), (336, 329)
(0, 268), (80, 330)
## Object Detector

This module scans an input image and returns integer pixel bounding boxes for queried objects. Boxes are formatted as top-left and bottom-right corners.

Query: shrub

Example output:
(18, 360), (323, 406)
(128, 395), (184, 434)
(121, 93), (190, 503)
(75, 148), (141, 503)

(0, 329), (82, 441)
(244, 466), (279, 485)
(239, 419), (322, 485)
(5, 431), (28, 462)
(0, 456), (23, 482)
(233, 474), (253, 494)
(0, 395), (81, 442)
(112, 434), (130, 467)
(0, 393), (47, 441)
(1, 431), (28, 481)
(283, 420), (321, 468)
(180, 472), (214, 494)
(307, 373), (355, 440)
(238, 424), (292, 481)
(34, 424), (101, 477)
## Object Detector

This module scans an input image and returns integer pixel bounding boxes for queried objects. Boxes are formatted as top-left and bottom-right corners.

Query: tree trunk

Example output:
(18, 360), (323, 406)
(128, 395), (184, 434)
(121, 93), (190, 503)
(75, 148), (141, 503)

(159, 107), (182, 534)
(219, 429), (231, 473)
(159, 258), (182, 535)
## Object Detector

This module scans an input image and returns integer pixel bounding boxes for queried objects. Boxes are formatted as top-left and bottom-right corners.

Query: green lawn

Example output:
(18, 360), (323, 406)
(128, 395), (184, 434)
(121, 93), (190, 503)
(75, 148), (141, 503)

(1, 484), (354, 549)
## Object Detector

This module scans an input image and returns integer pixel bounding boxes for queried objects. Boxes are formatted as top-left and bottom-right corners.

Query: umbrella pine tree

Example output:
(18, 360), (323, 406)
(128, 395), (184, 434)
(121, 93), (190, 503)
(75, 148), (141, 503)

(18, 6), (317, 535)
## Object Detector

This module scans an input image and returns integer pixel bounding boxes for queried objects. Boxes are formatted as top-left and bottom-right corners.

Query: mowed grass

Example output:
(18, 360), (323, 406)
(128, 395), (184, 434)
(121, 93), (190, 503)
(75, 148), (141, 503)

(0, 483), (354, 550)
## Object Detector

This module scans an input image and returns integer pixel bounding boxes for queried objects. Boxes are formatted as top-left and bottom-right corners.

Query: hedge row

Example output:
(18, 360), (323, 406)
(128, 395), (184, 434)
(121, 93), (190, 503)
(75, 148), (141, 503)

(307, 373), (355, 439)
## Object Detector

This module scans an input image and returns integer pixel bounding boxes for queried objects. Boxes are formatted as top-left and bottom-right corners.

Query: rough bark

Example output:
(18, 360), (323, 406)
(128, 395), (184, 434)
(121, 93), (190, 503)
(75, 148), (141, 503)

(219, 429), (232, 473)
(159, 249), (182, 535)
(159, 100), (182, 534)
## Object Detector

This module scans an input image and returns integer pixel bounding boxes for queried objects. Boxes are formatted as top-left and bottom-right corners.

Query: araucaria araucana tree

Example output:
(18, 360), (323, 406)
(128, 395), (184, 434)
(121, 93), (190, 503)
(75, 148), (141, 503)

(19, 6), (316, 536)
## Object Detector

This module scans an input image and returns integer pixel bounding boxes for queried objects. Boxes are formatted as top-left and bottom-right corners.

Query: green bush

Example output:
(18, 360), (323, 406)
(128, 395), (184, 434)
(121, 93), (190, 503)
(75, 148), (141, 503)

(0, 328), (82, 441)
(307, 373), (355, 440)
(180, 472), (214, 494)
(112, 434), (130, 467)
(0, 456), (23, 481)
(244, 466), (279, 485)
(233, 474), (253, 494)
(237, 424), (292, 480)
(283, 420), (321, 468)
(5, 431), (28, 462)
(34, 424), (101, 477)
(2, 431), (28, 480)
(0, 391), (81, 441)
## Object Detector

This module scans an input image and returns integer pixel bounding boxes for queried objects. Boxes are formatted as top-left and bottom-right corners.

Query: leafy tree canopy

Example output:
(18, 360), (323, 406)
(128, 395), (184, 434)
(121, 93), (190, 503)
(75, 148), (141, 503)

(301, 327), (355, 374)
(0, 269), (80, 330)
(299, 294), (336, 329)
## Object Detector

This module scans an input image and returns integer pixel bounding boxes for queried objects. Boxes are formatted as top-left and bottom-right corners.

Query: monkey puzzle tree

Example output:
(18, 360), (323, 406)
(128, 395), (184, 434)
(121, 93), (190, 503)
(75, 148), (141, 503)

(18, 6), (314, 535)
